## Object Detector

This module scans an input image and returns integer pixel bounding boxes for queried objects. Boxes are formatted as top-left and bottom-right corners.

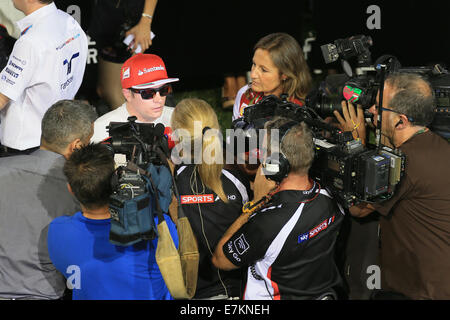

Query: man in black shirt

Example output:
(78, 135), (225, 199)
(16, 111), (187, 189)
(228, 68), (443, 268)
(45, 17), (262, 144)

(212, 118), (345, 300)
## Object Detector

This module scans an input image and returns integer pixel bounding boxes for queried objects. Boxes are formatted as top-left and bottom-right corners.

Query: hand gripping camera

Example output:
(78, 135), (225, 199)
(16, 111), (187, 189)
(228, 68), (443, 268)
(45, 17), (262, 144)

(233, 95), (406, 208)
(313, 35), (450, 139)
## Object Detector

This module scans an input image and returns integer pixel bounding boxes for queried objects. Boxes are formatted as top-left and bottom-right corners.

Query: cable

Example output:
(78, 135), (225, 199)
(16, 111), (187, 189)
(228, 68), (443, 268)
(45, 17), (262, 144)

(120, 183), (135, 198)
(249, 264), (274, 300)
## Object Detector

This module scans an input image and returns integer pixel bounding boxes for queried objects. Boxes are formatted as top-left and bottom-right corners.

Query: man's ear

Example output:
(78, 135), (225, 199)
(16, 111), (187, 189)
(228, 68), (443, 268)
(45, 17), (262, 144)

(122, 88), (132, 101)
(71, 138), (83, 152)
(395, 114), (409, 129)
(63, 138), (83, 159)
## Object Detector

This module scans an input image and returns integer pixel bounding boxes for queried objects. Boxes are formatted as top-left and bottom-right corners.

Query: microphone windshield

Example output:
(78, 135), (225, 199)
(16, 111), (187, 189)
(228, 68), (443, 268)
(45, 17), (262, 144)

(154, 123), (165, 138)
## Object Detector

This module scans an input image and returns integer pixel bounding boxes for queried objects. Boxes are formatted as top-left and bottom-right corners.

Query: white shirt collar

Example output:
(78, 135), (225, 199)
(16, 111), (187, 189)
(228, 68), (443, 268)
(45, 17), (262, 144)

(16, 2), (57, 33)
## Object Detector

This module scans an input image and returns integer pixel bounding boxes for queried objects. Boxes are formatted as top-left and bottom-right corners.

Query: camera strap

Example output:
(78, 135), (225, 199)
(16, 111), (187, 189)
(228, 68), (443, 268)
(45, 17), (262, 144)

(242, 186), (280, 216)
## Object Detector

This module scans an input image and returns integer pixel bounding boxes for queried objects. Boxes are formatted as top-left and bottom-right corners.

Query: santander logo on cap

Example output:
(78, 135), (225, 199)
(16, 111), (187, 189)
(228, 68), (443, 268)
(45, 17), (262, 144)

(121, 53), (179, 89)
(137, 65), (165, 76)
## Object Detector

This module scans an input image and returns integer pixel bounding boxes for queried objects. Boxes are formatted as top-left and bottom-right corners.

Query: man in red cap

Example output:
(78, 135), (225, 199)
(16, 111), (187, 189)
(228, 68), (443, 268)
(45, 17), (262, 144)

(91, 53), (179, 152)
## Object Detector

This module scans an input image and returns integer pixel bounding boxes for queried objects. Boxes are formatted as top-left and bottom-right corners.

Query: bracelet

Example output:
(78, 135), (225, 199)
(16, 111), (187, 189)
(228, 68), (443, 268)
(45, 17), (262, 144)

(142, 13), (153, 20)
(351, 119), (360, 131)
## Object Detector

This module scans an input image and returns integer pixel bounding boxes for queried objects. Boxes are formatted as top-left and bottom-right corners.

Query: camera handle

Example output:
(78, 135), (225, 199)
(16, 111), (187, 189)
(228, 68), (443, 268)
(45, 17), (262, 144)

(375, 63), (388, 147)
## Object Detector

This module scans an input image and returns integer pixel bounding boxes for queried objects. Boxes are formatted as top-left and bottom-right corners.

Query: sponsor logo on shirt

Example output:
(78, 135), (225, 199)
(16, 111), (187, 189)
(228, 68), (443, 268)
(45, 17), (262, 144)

(8, 61), (23, 72)
(61, 76), (74, 90)
(234, 233), (250, 255)
(180, 194), (214, 204)
(12, 55), (26, 65)
(226, 241), (242, 263)
(56, 33), (81, 50)
(1, 75), (15, 86)
(239, 103), (248, 117)
(214, 194), (237, 202)
(298, 215), (336, 244)
(4, 67), (19, 78)
(21, 25), (32, 36)
(63, 52), (80, 75)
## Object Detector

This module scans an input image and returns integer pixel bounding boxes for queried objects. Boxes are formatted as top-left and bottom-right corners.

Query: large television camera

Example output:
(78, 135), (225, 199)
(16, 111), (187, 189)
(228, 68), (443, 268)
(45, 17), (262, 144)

(313, 35), (450, 139)
(102, 116), (171, 246)
(232, 95), (405, 208)
(233, 34), (450, 208)
(105, 116), (170, 166)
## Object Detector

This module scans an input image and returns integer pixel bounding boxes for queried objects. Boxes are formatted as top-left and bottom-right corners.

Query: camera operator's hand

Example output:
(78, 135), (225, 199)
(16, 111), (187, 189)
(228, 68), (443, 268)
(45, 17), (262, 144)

(334, 101), (367, 145)
(253, 165), (276, 203)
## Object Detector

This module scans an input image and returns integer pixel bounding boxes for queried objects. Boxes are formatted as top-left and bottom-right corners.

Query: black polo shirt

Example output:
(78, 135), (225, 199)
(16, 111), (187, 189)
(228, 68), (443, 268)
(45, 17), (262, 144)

(224, 181), (345, 300)
(175, 164), (251, 299)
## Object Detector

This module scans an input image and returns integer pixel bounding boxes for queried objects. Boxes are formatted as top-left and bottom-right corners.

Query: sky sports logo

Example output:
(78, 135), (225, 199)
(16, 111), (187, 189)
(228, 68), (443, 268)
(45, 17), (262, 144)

(298, 215), (336, 244)
(180, 194), (214, 204)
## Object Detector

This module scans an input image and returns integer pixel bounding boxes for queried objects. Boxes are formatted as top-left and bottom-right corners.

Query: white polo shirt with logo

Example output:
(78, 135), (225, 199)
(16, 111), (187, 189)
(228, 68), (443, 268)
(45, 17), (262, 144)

(0, 3), (87, 150)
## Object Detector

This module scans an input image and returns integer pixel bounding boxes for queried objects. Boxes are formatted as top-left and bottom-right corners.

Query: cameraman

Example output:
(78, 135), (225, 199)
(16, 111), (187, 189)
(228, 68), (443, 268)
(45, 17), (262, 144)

(232, 33), (312, 121)
(212, 117), (345, 300)
(170, 98), (251, 299)
(0, 0), (87, 156)
(337, 73), (450, 299)
(48, 143), (178, 300)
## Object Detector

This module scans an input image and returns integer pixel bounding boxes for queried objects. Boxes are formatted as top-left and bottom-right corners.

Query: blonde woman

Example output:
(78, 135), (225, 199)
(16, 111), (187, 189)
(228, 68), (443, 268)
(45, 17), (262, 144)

(171, 98), (251, 299)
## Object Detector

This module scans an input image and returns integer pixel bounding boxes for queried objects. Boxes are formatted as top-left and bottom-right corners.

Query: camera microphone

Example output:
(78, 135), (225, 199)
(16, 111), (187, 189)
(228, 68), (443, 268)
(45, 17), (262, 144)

(154, 123), (165, 138)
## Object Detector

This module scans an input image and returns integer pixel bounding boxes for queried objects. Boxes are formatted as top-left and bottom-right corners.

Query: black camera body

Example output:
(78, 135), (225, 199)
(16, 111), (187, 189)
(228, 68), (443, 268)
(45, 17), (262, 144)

(234, 96), (405, 208)
(310, 132), (400, 208)
(104, 116), (170, 246)
(106, 116), (169, 166)
(321, 34), (373, 66)
(315, 35), (450, 138)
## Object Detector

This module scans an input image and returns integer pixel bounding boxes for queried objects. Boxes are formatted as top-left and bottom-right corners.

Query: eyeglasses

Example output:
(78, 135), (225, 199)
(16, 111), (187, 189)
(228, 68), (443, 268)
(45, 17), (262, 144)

(379, 107), (414, 122)
(130, 84), (172, 100)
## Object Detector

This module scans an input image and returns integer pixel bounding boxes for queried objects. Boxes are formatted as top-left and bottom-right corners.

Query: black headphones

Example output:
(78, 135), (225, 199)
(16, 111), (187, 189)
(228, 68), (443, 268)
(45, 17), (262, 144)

(262, 121), (299, 183)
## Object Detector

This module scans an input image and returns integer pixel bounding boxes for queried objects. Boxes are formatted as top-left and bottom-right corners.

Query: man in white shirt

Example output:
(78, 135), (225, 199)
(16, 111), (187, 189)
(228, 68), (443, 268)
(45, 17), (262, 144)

(0, 0), (87, 155)
(91, 53), (178, 150)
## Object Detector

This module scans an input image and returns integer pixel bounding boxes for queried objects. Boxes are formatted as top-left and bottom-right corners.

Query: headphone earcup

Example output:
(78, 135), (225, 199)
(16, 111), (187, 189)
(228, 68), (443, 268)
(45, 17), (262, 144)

(262, 152), (290, 183)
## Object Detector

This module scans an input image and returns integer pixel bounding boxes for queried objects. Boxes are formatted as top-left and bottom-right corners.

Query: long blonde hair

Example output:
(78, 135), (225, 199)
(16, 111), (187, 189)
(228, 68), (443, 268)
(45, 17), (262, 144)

(171, 98), (228, 202)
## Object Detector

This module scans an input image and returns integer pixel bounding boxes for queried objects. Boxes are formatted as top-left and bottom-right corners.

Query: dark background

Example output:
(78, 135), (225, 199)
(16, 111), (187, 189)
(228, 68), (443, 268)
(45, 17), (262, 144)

(52, 0), (450, 98)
